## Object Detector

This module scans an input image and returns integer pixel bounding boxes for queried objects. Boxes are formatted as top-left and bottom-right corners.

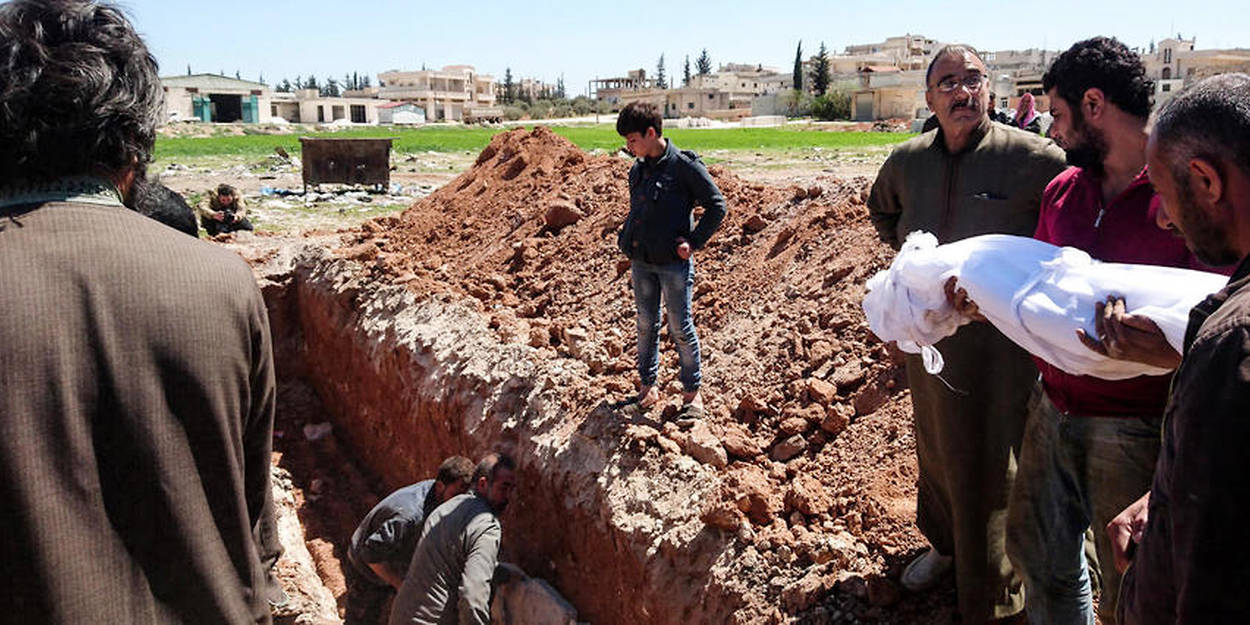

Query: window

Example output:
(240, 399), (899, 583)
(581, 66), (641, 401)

(1164, 48), (1173, 64)
(1162, 84), (1172, 92)
(1162, 67), (1172, 79)
(688, 102), (694, 109)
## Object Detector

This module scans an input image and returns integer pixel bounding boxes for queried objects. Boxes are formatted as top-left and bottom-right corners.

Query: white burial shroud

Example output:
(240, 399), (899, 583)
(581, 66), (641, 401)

(862, 231), (1228, 380)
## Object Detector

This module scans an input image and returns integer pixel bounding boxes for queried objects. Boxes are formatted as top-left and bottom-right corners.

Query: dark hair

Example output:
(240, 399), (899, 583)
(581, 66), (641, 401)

(217, 184), (238, 197)
(472, 452), (516, 485)
(129, 178), (198, 237)
(435, 456), (474, 487)
(1043, 37), (1153, 119)
(0, 0), (163, 184)
(925, 44), (982, 87)
(1152, 73), (1250, 191)
(616, 102), (662, 137)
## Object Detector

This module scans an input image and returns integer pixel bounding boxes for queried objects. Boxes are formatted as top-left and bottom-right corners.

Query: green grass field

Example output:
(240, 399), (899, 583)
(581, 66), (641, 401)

(154, 124), (913, 160)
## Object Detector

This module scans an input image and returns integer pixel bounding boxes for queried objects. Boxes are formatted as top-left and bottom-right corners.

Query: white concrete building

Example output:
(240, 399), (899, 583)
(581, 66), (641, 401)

(377, 65), (496, 122)
(161, 74), (272, 123)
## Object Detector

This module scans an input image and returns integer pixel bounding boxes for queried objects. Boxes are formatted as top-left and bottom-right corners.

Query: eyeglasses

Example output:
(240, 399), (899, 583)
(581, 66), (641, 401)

(933, 74), (986, 93)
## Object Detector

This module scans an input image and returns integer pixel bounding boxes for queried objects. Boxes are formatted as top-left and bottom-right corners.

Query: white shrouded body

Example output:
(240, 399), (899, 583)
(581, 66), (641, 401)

(863, 231), (1227, 380)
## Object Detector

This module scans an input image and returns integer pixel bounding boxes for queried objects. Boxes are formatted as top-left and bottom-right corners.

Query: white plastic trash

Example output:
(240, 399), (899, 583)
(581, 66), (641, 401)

(862, 231), (1227, 380)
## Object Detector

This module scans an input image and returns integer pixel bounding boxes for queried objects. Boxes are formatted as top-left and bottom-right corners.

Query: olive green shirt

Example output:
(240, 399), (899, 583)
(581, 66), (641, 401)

(869, 121), (1067, 248)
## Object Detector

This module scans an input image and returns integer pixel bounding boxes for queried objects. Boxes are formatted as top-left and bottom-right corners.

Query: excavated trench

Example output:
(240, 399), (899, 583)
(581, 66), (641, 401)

(247, 127), (963, 625)
(257, 244), (738, 625)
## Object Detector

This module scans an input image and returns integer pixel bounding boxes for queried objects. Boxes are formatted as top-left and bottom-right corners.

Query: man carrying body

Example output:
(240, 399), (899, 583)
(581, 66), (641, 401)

(868, 45), (1067, 623)
(616, 102), (727, 415)
(997, 37), (1203, 625)
(1111, 73), (1250, 624)
(390, 453), (518, 625)
(198, 183), (255, 236)
(0, 2), (282, 622)
(349, 456), (474, 588)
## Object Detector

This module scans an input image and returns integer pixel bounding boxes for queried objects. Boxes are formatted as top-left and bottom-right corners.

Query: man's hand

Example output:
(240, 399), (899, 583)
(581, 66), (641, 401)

(1076, 296), (1182, 369)
(212, 211), (226, 222)
(1107, 491), (1151, 574)
(675, 237), (692, 260)
(943, 276), (986, 322)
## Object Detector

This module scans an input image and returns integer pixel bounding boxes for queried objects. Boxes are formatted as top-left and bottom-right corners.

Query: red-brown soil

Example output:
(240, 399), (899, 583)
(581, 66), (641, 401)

(285, 126), (958, 623)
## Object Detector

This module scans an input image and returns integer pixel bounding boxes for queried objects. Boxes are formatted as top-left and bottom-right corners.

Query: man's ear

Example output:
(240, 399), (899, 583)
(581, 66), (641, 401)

(1188, 157), (1227, 210)
(1082, 88), (1106, 121)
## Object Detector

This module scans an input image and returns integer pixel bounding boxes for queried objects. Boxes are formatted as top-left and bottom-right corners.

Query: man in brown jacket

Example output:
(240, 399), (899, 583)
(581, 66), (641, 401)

(868, 45), (1067, 623)
(0, 2), (282, 623)
(1112, 73), (1250, 624)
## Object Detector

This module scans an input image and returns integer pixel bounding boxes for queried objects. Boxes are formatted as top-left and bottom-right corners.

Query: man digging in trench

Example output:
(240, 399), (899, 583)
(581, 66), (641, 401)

(616, 102), (727, 417)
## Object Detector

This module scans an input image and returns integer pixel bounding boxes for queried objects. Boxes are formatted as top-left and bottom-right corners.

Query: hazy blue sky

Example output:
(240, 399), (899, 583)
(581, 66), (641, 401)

(124, 0), (1244, 95)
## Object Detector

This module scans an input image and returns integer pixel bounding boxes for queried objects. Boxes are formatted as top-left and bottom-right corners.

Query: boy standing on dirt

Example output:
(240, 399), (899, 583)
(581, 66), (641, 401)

(616, 102), (727, 415)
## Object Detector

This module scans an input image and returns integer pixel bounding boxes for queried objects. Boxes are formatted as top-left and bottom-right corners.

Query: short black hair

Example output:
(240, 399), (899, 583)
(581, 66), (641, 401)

(1152, 73), (1250, 192)
(217, 184), (238, 197)
(435, 456), (474, 487)
(472, 452), (516, 485)
(1043, 37), (1153, 119)
(130, 178), (198, 237)
(616, 102), (662, 137)
(0, 0), (163, 183)
(925, 44), (983, 88)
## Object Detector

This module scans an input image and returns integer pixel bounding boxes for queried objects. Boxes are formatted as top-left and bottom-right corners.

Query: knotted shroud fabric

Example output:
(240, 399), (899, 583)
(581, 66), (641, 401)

(862, 231), (1228, 380)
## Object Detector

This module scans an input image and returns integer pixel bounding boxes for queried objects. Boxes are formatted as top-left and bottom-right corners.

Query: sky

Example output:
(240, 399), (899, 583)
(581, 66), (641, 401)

(124, 0), (1246, 96)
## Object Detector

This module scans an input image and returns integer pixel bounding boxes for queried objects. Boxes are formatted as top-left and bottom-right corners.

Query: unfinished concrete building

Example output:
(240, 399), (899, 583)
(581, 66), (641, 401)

(590, 69), (659, 107)
(162, 74), (272, 123)
(377, 65), (498, 122)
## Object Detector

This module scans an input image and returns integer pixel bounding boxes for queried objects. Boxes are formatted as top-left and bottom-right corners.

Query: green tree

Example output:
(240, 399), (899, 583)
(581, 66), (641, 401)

(696, 48), (712, 75)
(792, 40), (803, 92)
(322, 77), (340, 97)
(361, 74), (372, 88)
(683, 55), (692, 86)
(811, 42), (831, 96)
(186, 63), (191, 75)
(556, 74), (566, 99)
(656, 54), (667, 89)
(304, 76), (318, 90)
(503, 67), (514, 104)
(277, 78), (292, 93)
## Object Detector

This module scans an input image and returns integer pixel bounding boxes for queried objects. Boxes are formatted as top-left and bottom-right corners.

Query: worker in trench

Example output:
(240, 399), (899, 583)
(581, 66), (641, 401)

(389, 453), (517, 625)
(346, 455), (474, 623)
(0, 0), (285, 621)
(615, 101), (727, 417)
(867, 44), (1068, 623)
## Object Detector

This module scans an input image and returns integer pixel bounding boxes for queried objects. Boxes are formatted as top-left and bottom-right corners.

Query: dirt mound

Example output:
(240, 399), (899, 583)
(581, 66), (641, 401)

(322, 127), (949, 622)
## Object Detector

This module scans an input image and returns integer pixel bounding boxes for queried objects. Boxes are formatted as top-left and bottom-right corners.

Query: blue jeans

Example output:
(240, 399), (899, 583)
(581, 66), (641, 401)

(1006, 386), (1161, 625)
(630, 258), (701, 393)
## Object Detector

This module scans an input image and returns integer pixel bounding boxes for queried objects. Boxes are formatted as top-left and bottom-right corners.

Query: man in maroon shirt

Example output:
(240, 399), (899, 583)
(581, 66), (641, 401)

(1001, 38), (1198, 625)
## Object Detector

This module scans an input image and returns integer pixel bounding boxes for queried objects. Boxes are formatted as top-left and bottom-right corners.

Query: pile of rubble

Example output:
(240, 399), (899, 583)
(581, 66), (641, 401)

(276, 127), (949, 623)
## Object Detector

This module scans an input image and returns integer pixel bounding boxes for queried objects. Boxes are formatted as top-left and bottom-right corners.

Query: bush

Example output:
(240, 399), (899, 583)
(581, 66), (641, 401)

(529, 100), (553, 119)
(503, 106), (526, 121)
(778, 90), (813, 117)
(571, 97), (593, 115)
(811, 81), (855, 120)
(552, 104), (574, 119)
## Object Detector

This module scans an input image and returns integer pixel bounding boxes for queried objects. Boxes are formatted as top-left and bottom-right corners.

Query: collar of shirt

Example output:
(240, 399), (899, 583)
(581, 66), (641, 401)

(0, 176), (124, 210)
(643, 138), (677, 169)
(930, 118), (991, 156)
(1184, 253), (1250, 351)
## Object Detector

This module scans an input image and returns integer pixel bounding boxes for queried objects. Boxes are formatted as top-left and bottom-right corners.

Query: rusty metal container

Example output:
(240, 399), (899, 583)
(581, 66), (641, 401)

(299, 137), (394, 189)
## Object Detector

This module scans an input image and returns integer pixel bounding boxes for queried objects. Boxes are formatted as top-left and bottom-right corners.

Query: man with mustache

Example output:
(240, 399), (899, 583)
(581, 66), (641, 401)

(1001, 37), (1215, 625)
(1112, 72), (1250, 625)
(868, 45), (1067, 623)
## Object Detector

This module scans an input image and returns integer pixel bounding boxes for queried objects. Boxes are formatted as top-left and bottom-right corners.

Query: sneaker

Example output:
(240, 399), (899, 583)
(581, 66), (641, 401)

(900, 548), (952, 592)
